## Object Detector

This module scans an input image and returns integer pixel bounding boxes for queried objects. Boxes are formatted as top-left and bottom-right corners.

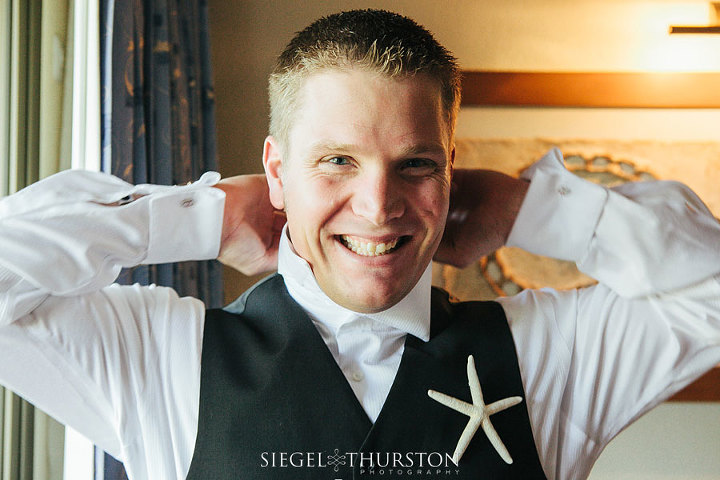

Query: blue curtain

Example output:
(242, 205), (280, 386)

(99, 0), (222, 477)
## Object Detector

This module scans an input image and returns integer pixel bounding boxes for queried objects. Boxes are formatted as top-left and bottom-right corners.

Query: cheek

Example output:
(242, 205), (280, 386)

(417, 184), (450, 225)
(285, 179), (344, 234)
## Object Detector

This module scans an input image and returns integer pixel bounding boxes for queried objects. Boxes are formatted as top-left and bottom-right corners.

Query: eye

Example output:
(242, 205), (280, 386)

(400, 158), (438, 175)
(404, 158), (431, 168)
(317, 155), (354, 173)
(327, 156), (351, 166)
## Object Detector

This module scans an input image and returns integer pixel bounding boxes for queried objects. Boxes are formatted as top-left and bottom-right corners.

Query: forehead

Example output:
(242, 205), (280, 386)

(286, 69), (451, 158)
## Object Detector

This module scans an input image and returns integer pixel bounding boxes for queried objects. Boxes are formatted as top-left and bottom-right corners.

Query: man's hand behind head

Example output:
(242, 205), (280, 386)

(434, 169), (529, 269)
(214, 175), (285, 276)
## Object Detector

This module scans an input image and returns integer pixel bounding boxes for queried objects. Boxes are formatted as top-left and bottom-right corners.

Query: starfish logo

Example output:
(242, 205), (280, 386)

(428, 355), (523, 464)
(326, 449), (347, 472)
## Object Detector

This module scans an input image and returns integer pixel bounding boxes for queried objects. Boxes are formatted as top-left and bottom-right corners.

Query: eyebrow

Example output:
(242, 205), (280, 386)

(398, 143), (447, 157)
(307, 141), (447, 158)
(307, 142), (355, 156)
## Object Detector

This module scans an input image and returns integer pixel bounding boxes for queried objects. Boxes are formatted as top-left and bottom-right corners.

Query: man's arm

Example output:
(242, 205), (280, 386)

(0, 169), (263, 478)
(0, 170), (224, 323)
(213, 173), (285, 275)
(441, 148), (720, 479)
(438, 147), (720, 294)
(434, 169), (528, 268)
(507, 148), (720, 296)
(0, 170), (282, 325)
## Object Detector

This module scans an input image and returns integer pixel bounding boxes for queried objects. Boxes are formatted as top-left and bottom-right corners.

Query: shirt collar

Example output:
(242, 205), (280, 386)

(277, 226), (431, 342)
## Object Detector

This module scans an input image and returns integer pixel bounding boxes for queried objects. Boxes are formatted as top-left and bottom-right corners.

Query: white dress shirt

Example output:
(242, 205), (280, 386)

(279, 225), (433, 424)
(0, 149), (719, 480)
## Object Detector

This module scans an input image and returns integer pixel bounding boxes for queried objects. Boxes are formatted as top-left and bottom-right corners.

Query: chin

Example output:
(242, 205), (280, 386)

(332, 287), (408, 314)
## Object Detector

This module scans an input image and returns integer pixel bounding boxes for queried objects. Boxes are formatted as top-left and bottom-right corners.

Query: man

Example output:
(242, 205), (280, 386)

(1, 9), (719, 480)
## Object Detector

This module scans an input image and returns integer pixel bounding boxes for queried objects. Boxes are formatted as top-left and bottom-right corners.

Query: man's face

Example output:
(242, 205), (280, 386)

(264, 69), (453, 313)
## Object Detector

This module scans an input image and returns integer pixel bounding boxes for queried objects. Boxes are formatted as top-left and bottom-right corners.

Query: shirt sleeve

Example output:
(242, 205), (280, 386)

(507, 147), (720, 296)
(0, 170), (225, 477)
(498, 148), (720, 480)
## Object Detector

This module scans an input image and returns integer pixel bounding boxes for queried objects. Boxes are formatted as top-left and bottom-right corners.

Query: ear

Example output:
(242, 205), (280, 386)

(263, 135), (285, 210)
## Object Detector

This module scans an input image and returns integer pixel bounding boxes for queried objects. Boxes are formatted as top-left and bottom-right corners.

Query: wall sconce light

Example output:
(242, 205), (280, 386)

(670, 2), (720, 33)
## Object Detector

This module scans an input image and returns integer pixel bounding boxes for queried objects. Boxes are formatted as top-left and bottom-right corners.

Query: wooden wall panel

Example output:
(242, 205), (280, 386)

(461, 71), (720, 108)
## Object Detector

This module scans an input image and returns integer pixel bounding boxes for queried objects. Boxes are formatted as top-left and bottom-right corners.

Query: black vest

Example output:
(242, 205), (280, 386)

(186, 274), (546, 479)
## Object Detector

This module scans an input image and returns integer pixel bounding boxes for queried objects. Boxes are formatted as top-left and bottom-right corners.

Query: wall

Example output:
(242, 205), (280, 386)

(208, 1), (720, 478)
(209, 0), (720, 298)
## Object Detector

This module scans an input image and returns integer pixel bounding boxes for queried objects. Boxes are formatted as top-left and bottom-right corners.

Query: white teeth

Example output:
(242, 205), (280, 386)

(341, 235), (400, 256)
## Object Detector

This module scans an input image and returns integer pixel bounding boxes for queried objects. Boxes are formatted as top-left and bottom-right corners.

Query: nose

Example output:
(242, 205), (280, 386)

(351, 169), (405, 226)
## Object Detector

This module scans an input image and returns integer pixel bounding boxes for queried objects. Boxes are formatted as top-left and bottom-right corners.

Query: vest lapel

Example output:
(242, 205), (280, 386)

(275, 277), (374, 430)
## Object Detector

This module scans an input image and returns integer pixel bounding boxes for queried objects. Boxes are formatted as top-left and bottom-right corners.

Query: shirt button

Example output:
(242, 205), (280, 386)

(351, 371), (365, 382)
(180, 198), (194, 208)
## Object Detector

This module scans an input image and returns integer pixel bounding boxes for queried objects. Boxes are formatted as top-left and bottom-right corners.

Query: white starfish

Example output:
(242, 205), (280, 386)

(428, 355), (523, 465)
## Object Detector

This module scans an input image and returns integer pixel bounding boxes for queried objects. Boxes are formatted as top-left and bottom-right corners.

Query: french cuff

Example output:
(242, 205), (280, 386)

(506, 148), (608, 262)
(145, 172), (225, 264)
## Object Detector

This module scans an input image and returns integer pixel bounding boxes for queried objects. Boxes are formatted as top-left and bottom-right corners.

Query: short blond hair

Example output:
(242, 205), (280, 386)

(268, 9), (461, 153)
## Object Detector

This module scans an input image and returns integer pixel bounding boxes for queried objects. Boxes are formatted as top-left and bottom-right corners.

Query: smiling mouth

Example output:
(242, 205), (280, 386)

(339, 235), (407, 257)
